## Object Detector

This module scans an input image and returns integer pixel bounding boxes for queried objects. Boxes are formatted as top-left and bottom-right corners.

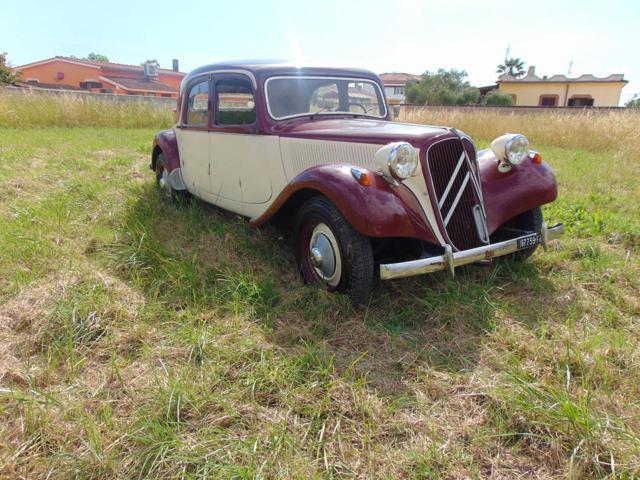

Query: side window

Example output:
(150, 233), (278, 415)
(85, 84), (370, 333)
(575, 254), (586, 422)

(185, 78), (210, 125)
(215, 78), (256, 125)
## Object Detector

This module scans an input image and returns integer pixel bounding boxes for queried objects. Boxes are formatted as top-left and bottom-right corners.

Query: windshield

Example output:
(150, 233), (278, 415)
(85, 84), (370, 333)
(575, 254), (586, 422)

(265, 76), (387, 120)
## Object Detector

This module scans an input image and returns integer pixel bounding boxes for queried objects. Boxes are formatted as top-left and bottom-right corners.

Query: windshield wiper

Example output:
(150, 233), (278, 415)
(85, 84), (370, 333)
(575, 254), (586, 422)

(310, 107), (336, 121)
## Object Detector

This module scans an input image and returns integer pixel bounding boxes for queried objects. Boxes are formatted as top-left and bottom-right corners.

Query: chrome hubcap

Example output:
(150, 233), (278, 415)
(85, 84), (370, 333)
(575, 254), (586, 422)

(310, 247), (323, 268)
(308, 223), (341, 286)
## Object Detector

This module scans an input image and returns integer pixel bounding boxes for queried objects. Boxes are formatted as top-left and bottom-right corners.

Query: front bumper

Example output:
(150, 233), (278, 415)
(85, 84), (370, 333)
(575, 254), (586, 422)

(380, 222), (565, 280)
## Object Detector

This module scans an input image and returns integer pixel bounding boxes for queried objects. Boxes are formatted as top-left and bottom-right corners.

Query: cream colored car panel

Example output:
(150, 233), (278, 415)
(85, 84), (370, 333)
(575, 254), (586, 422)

(175, 128), (210, 197)
(276, 138), (445, 245)
(279, 137), (380, 180)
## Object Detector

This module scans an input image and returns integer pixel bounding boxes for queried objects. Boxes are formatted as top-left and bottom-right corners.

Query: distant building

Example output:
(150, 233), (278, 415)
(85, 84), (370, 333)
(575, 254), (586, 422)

(498, 66), (628, 107)
(379, 72), (421, 104)
(14, 56), (185, 97)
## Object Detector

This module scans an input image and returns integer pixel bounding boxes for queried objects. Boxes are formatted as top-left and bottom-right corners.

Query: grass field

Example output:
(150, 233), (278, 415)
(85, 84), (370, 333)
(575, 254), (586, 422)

(1, 99), (639, 478)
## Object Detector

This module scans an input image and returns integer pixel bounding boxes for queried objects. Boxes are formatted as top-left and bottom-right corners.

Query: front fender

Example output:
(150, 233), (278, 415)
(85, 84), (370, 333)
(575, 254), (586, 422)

(251, 165), (438, 244)
(478, 148), (558, 235)
(152, 129), (180, 172)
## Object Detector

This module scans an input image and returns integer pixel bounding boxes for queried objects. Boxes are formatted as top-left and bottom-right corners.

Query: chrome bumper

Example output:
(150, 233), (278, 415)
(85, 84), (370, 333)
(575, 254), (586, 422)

(379, 222), (565, 280)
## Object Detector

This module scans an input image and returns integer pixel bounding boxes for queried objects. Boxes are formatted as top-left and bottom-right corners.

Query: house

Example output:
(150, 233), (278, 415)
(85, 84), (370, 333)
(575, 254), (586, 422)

(14, 56), (185, 97)
(498, 66), (628, 107)
(379, 72), (421, 104)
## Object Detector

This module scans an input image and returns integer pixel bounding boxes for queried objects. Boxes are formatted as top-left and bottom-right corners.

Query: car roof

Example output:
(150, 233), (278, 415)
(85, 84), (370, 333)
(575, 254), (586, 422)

(183, 60), (382, 87)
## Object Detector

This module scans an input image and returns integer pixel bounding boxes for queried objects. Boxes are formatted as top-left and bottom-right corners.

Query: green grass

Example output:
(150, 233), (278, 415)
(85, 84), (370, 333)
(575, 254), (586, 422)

(0, 119), (639, 478)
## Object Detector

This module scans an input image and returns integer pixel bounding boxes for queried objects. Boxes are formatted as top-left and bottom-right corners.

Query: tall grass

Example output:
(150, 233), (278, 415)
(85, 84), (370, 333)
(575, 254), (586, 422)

(0, 90), (174, 129)
(398, 106), (640, 155)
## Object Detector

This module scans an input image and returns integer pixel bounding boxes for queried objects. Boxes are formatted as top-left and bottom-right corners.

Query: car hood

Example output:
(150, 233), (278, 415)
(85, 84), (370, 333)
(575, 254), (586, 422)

(271, 118), (452, 147)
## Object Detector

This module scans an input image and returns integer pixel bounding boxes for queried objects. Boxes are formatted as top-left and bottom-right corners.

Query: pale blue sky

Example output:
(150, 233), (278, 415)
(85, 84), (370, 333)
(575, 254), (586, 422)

(2, 0), (638, 103)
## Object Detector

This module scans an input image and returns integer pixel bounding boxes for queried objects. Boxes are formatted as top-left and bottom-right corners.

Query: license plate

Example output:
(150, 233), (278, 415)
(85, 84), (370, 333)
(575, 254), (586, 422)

(517, 233), (541, 249)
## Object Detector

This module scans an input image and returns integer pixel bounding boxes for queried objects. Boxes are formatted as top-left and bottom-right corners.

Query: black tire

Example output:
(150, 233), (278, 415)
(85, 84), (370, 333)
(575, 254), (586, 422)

(155, 153), (190, 204)
(295, 196), (374, 305)
(501, 207), (543, 262)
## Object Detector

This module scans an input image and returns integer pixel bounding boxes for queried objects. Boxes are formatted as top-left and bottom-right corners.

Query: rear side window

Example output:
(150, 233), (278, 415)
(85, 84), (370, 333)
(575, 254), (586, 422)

(215, 78), (256, 125)
(185, 78), (209, 125)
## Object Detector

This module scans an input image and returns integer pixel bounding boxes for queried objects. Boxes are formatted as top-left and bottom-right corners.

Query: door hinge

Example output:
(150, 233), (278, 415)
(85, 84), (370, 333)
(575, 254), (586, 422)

(208, 163), (210, 175)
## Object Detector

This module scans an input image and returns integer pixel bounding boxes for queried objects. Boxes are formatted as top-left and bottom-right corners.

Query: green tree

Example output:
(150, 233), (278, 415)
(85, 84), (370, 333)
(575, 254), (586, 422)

(0, 52), (20, 85)
(404, 69), (479, 105)
(626, 95), (640, 108)
(496, 57), (526, 78)
(85, 52), (109, 62)
(485, 90), (514, 106)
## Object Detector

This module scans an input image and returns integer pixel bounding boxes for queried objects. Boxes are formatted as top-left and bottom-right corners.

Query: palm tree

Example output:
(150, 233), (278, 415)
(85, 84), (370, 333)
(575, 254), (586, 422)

(496, 57), (526, 78)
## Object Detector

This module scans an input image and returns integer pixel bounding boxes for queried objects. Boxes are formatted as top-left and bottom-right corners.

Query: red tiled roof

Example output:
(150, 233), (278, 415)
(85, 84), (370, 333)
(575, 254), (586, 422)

(15, 81), (83, 91)
(56, 56), (185, 75)
(379, 72), (421, 85)
(16, 56), (185, 76)
(100, 75), (177, 93)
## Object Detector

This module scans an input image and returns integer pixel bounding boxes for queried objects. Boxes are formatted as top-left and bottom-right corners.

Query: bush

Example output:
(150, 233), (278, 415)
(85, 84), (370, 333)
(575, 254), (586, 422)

(626, 96), (640, 108)
(484, 90), (514, 106)
(405, 69), (479, 105)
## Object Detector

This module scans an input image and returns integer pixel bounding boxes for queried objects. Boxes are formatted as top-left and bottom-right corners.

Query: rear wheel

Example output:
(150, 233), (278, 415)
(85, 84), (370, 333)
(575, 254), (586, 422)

(501, 207), (543, 262)
(155, 153), (189, 204)
(295, 196), (374, 305)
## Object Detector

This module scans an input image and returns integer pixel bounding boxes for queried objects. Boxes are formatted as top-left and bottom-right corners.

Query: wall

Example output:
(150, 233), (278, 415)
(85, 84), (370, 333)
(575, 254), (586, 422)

(2, 85), (176, 107)
(384, 86), (405, 104)
(18, 60), (99, 88)
(499, 82), (626, 107)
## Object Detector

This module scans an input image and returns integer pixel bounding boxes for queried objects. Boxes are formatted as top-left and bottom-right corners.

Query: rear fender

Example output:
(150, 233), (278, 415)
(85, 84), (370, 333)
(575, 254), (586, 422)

(152, 129), (186, 190)
(251, 164), (438, 243)
(478, 148), (558, 234)
(152, 129), (180, 172)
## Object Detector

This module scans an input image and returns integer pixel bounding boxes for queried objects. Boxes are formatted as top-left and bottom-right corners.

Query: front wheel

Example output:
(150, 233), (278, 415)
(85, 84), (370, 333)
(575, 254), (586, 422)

(295, 196), (374, 305)
(501, 207), (544, 262)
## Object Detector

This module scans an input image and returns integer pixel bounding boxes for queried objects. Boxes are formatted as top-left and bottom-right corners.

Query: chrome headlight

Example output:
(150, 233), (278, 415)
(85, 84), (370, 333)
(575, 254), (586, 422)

(491, 134), (530, 166)
(375, 142), (418, 180)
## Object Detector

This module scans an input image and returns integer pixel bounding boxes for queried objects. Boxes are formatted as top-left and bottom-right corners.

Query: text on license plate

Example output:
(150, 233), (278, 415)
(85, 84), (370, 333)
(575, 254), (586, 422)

(517, 233), (541, 249)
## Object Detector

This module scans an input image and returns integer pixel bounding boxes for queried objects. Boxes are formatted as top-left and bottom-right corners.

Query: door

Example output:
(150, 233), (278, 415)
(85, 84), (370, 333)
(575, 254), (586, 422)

(175, 75), (211, 197)
(209, 74), (277, 214)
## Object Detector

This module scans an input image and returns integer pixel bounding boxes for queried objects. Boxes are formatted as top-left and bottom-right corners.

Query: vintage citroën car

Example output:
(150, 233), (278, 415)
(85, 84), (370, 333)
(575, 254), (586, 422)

(151, 62), (564, 303)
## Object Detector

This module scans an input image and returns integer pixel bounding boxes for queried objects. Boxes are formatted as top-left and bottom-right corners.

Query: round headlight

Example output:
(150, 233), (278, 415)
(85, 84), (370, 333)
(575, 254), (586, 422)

(388, 142), (418, 179)
(505, 134), (530, 165)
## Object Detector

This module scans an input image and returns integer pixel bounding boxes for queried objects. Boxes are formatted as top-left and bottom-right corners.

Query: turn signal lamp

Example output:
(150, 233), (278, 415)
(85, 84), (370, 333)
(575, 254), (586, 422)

(530, 151), (543, 164)
(351, 167), (372, 186)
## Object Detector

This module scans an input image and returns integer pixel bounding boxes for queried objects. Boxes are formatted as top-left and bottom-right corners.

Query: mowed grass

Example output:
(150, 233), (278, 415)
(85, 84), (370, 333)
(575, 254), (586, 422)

(0, 106), (639, 478)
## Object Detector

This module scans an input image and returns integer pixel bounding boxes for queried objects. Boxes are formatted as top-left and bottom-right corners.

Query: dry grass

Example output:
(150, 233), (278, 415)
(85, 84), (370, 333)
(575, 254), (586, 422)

(0, 104), (639, 478)
(398, 106), (640, 155)
(0, 90), (173, 129)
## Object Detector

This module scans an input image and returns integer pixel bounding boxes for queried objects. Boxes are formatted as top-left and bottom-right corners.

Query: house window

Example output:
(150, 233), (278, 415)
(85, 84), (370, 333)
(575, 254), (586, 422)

(100, 88), (113, 94)
(185, 77), (210, 125)
(393, 87), (404, 95)
(568, 96), (594, 107)
(539, 95), (559, 107)
(80, 81), (103, 89)
(26, 79), (39, 85)
(215, 77), (256, 125)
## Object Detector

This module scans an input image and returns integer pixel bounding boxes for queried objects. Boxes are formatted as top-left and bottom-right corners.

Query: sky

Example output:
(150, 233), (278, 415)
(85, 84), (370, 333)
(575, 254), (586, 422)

(2, 0), (639, 104)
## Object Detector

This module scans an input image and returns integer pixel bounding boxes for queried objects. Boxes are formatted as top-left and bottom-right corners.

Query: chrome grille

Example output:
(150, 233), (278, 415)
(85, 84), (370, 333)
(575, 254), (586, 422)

(426, 138), (488, 251)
